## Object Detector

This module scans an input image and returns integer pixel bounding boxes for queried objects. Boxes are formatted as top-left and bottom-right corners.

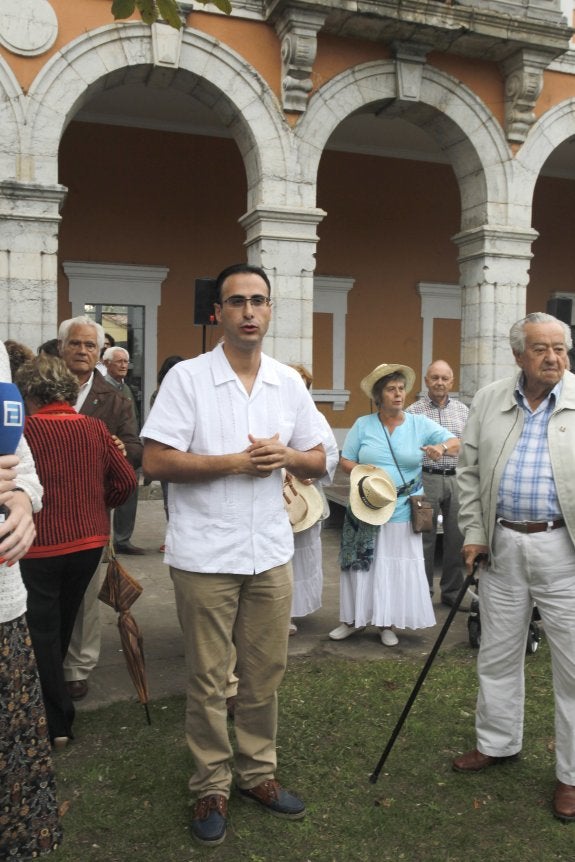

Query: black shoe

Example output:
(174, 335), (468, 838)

(190, 795), (228, 845)
(66, 679), (88, 700)
(238, 779), (305, 819)
(115, 543), (146, 556)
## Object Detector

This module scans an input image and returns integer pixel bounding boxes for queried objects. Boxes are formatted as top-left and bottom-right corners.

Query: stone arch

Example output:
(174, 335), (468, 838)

(22, 22), (292, 208)
(293, 60), (512, 231)
(512, 98), (575, 222)
(0, 55), (25, 181)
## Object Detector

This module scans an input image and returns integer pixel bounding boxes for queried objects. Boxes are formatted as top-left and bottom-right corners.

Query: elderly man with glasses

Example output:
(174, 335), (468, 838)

(454, 312), (575, 823)
(103, 345), (144, 557)
(142, 263), (326, 847)
(57, 316), (142, 701)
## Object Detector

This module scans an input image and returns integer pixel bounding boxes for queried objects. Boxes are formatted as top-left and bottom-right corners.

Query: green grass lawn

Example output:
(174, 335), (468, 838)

(53, 641), (574, 862)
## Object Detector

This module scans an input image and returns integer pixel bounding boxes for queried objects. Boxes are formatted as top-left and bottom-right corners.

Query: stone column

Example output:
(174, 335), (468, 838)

(239, 204), (326, 368)
(452, 224), (538, 400)
(0, 181), (67, 348)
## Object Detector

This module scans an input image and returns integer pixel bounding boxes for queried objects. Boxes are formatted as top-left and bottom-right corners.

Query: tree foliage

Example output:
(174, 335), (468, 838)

(111, 0), (232, 29)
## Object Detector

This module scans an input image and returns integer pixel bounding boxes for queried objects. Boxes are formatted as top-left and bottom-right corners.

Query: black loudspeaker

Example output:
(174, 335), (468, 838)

(194, 278), (218, 326)
(546, 297), (573, 325)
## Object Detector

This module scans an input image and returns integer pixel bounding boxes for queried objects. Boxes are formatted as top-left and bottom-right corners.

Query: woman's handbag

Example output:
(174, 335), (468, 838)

(381, 421), (433, 533)
(409, 495), (433, 533)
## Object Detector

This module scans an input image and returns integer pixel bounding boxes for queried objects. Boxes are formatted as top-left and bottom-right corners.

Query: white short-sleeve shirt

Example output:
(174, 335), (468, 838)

(140, 344), (323, 574)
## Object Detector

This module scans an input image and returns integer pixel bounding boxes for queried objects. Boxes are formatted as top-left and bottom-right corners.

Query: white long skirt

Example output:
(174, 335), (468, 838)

(291, 521), (323, 618)
(339, 522), (436, 630)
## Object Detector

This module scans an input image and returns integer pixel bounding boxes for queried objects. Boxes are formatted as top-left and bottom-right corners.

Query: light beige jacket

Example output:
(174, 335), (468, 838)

(457, 371), (575, 551)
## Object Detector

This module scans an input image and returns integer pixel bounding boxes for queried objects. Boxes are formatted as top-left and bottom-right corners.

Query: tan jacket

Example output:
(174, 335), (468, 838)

(457, 371), (575, 551)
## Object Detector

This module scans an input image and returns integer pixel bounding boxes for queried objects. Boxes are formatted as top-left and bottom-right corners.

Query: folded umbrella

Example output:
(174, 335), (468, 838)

(98, 542), (151, 725)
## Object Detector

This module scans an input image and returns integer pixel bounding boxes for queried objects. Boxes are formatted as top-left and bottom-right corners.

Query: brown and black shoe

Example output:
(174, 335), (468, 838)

(238, 779), (305, 820)
(190, 794), (228, 845)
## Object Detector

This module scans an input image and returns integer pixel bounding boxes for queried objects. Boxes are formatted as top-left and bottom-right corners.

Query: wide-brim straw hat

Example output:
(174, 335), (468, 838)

(283, 473), (324, 533)
(349, 464), (397, 526)
(360, 363), (416, 401)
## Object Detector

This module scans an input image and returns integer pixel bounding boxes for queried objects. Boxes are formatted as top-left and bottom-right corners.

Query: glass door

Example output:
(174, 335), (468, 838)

(84, 303), (145, 425)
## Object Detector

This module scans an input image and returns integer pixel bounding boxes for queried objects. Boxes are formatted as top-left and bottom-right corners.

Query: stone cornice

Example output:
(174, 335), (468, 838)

(0, 181), (67, 221)
(264, 0), (572, 63)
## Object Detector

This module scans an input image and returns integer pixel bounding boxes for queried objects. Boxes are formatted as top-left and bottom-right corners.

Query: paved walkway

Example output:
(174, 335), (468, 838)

(77, 490), (475, 716)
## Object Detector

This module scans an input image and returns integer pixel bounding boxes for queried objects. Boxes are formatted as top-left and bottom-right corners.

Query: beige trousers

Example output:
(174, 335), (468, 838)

(171, 563), (293, 798)
(63, 561), (102, 682)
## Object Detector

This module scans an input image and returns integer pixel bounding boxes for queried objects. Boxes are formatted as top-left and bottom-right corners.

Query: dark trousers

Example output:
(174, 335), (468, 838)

(20, 548), (103, 742)
(113, 486), (138, 545)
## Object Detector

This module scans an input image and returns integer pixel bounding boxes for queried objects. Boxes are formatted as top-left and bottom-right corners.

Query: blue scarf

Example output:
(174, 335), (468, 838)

(339, 506), (379, 572)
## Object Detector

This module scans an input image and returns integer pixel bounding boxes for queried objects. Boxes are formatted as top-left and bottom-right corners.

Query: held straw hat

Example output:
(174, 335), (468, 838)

(349, 464), (397, 526)
(360, 363), (416, 401)
(283, 473), (324, 533)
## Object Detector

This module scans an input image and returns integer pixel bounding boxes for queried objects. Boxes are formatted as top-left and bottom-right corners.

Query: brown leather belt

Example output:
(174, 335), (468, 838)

(497, 517), (565, 534)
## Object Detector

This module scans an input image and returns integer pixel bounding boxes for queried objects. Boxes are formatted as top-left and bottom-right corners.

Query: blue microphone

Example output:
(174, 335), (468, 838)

(0, 382), (25, 455)
(0, 382), (25, 525)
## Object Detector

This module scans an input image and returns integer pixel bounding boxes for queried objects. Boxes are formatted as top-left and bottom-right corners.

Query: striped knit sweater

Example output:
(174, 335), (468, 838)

(23, 404), (137, 558)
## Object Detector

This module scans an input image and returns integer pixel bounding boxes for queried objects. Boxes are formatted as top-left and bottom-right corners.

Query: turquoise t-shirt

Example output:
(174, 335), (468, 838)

(341, 412), (451, 522)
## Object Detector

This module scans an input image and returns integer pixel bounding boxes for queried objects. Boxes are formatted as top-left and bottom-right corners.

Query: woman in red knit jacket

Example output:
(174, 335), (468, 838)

(16, 355), (137, 748)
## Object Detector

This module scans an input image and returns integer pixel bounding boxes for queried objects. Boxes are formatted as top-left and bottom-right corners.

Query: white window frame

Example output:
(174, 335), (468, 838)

(416, 281), (462, 397)
(313, 275), (354, 410)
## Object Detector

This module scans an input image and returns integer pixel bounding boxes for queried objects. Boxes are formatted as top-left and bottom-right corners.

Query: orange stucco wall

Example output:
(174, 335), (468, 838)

(314, 151), (461, 422)
(530, 174), (575, 309)
(58, 121), (247, 361)
(57, 118), (575, 428)
(3, 4), (575, 432)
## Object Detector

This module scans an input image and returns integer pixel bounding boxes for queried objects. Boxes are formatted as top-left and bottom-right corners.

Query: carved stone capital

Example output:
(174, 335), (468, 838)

(273, 8), (326, 113)
(501, 50), (552, 143)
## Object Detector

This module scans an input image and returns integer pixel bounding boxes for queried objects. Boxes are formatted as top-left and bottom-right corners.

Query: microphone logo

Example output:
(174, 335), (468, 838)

(3, 401), (23, 428)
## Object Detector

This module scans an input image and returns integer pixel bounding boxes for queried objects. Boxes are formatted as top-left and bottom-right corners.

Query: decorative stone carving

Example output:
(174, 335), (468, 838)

(393, 42), (431, 103)
(0, 0), (57, 57)
(501, 50), (551, 143)
(273, 8), (326, 113)
(152, 21), (183, 67)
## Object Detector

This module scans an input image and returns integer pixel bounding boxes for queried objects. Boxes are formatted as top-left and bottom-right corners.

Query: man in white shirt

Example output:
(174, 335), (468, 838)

(142, 263), (325, 847)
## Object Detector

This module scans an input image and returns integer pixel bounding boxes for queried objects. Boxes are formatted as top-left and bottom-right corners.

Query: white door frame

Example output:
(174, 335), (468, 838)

(63, 261), (168, 422)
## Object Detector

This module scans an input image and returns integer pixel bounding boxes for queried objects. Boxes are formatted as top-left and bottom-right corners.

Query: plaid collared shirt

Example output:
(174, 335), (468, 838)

(407, 394), (469, 469)
(496, 378), (562, 521)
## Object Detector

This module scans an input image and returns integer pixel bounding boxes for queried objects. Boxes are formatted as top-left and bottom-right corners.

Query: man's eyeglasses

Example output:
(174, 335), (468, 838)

(221, 295), (272, 309)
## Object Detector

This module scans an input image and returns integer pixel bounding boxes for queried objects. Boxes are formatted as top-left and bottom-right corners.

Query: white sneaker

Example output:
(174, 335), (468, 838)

(289, 621), (298, 636)
(380, 628), (399, 647)
(329, 623), (365, 641)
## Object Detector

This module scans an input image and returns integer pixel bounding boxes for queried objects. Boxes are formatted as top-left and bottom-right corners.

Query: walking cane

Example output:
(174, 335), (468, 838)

(369, 554), (488, 784)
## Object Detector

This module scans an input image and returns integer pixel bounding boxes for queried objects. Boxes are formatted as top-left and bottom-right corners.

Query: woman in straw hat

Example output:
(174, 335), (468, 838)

(329, 363), (459, 647)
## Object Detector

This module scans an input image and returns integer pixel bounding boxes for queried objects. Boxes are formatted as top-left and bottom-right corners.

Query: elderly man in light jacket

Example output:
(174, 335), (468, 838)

(454, 311), (575, 824)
